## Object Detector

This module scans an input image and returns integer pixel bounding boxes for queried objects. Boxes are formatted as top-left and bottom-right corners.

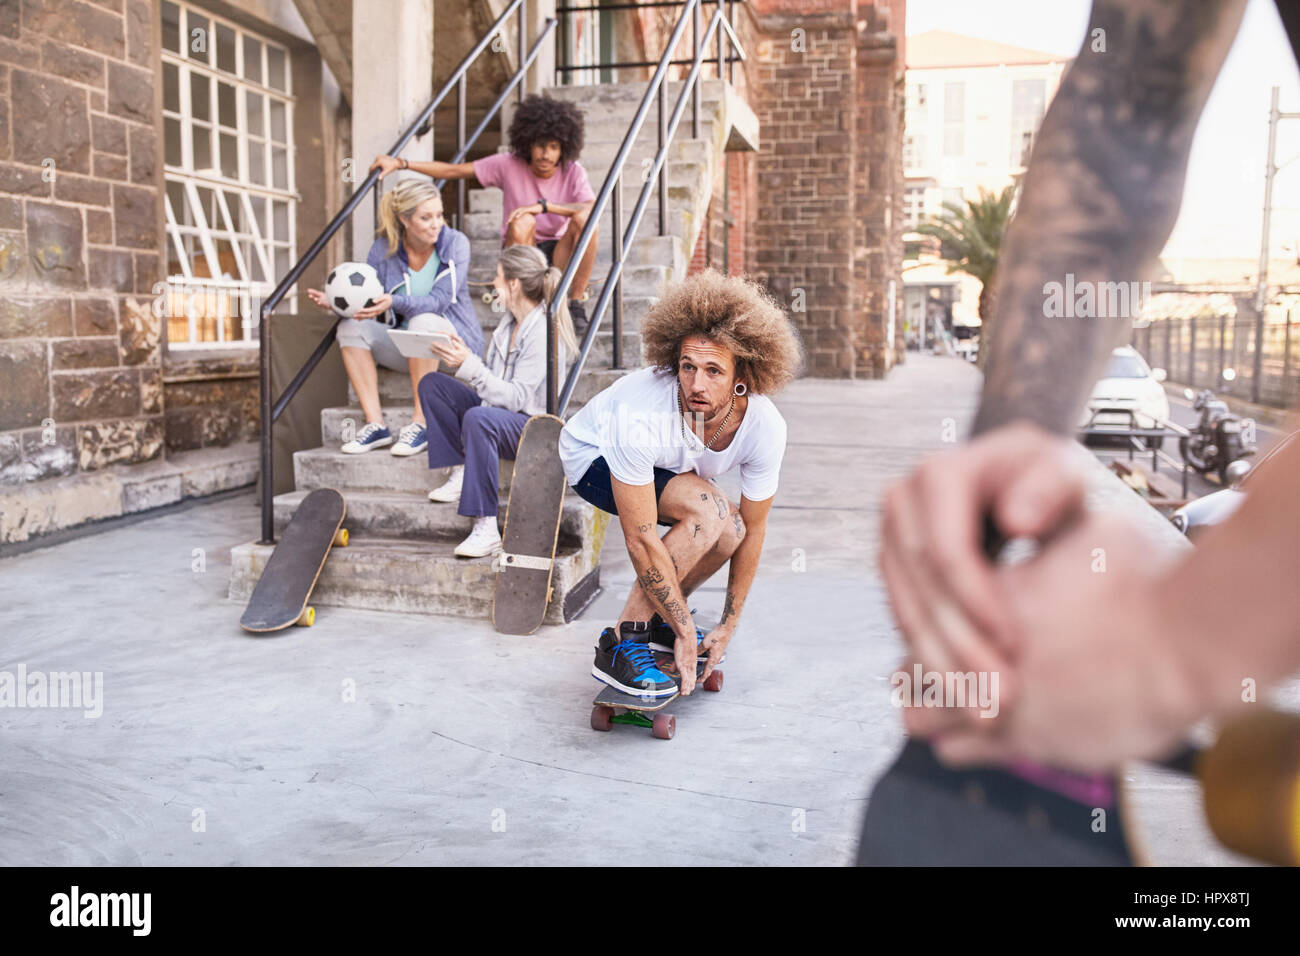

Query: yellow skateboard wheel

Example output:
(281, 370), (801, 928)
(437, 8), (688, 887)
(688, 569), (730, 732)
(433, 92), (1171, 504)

(297, 606), (315, 627)
(334, 528), (349, 547)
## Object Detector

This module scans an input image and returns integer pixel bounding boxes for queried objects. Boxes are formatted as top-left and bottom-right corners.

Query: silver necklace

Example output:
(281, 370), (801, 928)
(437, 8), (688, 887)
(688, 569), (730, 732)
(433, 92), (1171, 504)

(678, 387), (735, 451)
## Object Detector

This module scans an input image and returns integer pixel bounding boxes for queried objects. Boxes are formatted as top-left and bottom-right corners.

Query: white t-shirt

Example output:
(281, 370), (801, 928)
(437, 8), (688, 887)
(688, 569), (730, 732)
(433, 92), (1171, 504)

(558, 366), (787, 501)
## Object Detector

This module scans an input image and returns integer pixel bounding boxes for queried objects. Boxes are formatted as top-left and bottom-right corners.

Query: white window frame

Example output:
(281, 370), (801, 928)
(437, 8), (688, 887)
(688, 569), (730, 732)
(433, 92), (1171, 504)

(161, 0), (297, 349)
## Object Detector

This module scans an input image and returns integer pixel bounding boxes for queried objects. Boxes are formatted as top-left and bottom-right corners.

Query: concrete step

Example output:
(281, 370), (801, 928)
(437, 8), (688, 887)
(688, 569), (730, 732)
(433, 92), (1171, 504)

(294, 444), (507, 495)
(272, 486), (599, 548)
(229, 523), (608, 626)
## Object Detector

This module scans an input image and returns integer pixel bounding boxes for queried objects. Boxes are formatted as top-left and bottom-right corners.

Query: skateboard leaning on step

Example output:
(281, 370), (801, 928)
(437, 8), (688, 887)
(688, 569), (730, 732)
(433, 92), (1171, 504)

(493, 414), (567, 635)
(240, 487), (348, 634)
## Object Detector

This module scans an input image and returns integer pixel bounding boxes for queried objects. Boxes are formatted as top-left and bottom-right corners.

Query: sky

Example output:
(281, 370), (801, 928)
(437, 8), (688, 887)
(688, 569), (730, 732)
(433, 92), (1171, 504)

(906, 0), (1300, 263)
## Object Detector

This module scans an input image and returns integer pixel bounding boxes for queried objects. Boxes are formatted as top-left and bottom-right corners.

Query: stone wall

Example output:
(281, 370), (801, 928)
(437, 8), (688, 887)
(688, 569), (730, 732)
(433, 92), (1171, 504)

(0, 0), (344, 544)
(0, 0), (166, 486)
(747, 0), (905, 378)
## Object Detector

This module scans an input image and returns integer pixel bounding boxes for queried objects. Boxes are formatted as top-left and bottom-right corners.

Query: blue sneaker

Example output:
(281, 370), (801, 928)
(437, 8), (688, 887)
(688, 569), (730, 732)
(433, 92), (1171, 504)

(341, 422), (392, 454)
(592, 621), (677, 698)
(390, 421), (428, 456)
(647, 611), (724, 662)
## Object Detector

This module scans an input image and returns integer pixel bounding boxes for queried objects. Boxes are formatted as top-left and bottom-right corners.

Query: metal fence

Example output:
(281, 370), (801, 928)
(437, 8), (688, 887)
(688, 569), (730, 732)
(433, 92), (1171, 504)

(1131, 311), (1299, 409)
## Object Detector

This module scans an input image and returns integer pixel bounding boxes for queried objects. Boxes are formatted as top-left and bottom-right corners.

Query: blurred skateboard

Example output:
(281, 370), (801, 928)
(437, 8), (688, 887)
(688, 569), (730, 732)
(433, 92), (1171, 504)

(589, 654), (723, 741)
(858, 712), (1300, 866)
(240, 487), (347, 633)
(493, 414), (566, 635)
(858, 739), (1142, 865)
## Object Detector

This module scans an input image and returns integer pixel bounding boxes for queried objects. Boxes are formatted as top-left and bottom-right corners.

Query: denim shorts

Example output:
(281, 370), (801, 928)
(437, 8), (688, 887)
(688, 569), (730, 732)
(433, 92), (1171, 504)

(572, 456), (678, 527)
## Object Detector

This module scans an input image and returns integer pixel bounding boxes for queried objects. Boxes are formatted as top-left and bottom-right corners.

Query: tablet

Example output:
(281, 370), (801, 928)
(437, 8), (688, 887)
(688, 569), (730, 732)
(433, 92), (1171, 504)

(387, 328), (453, 359)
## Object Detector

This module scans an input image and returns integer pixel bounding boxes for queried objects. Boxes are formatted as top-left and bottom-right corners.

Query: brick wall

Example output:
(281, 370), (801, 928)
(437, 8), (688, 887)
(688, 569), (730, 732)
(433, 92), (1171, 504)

(687, 150), (750, 278)
(0, 0), (167, 484)
(744, 0), (905, 378)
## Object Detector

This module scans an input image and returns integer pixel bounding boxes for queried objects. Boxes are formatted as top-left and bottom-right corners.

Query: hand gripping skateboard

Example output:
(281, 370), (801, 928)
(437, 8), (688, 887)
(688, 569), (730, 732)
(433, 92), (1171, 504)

(590, 652), (724, 741)
(240, 487), (347, 633)
(493, 415), (567, 635)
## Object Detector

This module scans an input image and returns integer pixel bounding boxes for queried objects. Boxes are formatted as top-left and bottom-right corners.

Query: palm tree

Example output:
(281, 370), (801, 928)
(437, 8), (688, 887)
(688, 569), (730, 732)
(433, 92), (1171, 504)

(915, 185), (1016, 363)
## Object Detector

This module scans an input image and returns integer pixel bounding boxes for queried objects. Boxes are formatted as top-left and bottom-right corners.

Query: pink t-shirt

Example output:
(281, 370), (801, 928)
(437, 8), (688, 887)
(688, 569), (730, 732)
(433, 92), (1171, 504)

(472, 152), (596, 243)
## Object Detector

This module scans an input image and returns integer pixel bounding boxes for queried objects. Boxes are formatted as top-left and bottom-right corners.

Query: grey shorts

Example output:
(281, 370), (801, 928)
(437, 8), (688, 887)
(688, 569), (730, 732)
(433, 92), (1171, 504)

(335, 312), (457, 372)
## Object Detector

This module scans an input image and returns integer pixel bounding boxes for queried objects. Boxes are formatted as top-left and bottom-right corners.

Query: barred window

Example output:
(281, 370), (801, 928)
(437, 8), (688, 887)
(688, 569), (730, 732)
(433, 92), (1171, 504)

(161, 0), (296, 348)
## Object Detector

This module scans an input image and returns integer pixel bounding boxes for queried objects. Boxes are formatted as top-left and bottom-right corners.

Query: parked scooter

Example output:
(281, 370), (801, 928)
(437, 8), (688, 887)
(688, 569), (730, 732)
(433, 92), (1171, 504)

(1179, 369), (1257, 484)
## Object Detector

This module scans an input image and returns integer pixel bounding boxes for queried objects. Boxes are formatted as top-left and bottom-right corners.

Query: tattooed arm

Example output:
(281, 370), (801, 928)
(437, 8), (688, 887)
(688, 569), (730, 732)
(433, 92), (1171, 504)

(880, 0), (1250, 678)
(977, 0), (1248, 434)
(700, 495), (774, 681)
(610, 476), (697, 676)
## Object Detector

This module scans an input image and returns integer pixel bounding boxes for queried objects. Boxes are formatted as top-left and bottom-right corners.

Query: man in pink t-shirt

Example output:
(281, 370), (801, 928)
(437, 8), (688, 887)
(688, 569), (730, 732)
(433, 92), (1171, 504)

(372, 95), (598, 329)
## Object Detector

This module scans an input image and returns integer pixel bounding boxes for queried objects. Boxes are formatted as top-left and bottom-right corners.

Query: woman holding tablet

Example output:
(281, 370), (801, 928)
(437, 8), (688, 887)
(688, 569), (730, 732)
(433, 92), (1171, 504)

(306, 180), (481, 457)
(416, 245), (577, 558)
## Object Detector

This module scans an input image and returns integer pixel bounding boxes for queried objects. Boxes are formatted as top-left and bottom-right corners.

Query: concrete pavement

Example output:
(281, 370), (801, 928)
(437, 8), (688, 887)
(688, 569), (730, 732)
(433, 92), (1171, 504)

(0, 354), (1275, 865)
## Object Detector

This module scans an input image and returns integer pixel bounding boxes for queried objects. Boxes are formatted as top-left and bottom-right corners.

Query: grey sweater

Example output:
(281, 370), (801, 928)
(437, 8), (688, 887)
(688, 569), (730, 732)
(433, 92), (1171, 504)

(454, 303), (571, 417)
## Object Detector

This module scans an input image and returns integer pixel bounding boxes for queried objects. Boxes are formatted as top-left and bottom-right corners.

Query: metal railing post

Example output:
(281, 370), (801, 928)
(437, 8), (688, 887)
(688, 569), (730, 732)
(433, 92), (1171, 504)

(658, 80), (667, 236)
(258, 289), (274, 544)
(693, 1), (702, 138)
(457, 74), (467, 231)
(518, 4), (527, 104)
(612, 175), (624, 369)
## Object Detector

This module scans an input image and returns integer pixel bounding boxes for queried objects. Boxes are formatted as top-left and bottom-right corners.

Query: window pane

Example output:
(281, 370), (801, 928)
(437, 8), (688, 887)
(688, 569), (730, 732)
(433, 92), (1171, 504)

(217, 23), (237, 73)
(164, 117), (182, 166)
(243, 36), (263, 83)
(163, 62), (180, 113)
(218, 82), (236, 128)
(192, 123), (212, 171)
(220, 133), (238, 178)
(165, 181), (186, 223)
(190, 72), (211, 122)
(244, 241), (266, 282)
(245, 90), (264, 137)
(188, 13), (210, 64)
(195, 186), (216, 226)
(215, 237), (237, 281)
(224, 191), (245, 232)
(271, 146), (288, 190)
(161, 1), (180, 54)
(269, 100), (286, 142)
(267, 46), (287, 91)
(248, 140), (265, 185)
(274, 246), (289, 281)
(252, 196), (268, 236)
(273, 201), (289, 242)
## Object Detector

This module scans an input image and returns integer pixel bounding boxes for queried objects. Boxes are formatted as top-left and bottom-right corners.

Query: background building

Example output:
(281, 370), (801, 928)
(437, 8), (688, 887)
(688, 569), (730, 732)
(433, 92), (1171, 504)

(1, 0), (906, 553)
(901, 29), (1066, 337)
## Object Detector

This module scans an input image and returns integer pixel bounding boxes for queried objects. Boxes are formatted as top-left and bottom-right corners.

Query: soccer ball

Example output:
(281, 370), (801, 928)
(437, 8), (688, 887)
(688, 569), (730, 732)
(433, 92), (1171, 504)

(324, 262), (384, 318)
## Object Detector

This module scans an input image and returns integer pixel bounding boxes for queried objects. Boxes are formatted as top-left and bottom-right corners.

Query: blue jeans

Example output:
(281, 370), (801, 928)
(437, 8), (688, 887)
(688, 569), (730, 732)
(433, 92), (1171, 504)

(572, 456), (678, 527)
(417, 372), (528, 518)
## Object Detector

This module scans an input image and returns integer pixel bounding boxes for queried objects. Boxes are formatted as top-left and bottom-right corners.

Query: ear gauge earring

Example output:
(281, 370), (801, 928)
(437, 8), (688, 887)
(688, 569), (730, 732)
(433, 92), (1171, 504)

(734, 382), (747, 396)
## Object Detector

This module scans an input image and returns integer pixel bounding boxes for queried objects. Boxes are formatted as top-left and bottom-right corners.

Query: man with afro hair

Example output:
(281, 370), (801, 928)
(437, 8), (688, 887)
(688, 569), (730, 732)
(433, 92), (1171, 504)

(373, 94), (598, 330)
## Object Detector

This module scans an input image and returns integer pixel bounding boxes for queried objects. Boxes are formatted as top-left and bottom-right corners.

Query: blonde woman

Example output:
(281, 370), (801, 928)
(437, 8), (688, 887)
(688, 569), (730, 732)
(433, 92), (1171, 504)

(416, 245), (578, 558)
(307, 180), (482, 456)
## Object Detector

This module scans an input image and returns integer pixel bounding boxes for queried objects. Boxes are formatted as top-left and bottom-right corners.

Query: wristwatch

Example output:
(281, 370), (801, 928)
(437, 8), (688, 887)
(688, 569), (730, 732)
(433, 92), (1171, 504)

(538, 197), (548, 214)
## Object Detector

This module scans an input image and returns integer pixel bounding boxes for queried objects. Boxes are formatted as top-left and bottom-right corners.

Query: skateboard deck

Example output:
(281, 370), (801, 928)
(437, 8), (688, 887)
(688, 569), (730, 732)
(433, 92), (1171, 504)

(493, 414), (567, 635)
(240, 487), (347, 634)
(590, 654), (723, 741)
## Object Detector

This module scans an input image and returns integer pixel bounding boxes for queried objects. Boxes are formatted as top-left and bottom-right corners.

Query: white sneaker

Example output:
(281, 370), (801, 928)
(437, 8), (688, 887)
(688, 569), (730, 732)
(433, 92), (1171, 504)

(390, 421), (428, 456)
(428, 465), (464, 503)
(454, 517), (501, 558)
(341, 422), (392, 454)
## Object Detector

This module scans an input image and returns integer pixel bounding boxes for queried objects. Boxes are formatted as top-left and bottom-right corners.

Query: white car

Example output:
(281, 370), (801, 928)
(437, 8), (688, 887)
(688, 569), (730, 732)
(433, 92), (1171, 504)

(1078, 346), (1171, 432)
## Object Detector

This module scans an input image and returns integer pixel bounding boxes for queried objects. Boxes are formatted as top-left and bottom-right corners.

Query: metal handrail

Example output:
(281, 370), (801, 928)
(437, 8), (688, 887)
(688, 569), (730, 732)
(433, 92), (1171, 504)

(547, 1), (744, 417)
(256, 0), (537, 544)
